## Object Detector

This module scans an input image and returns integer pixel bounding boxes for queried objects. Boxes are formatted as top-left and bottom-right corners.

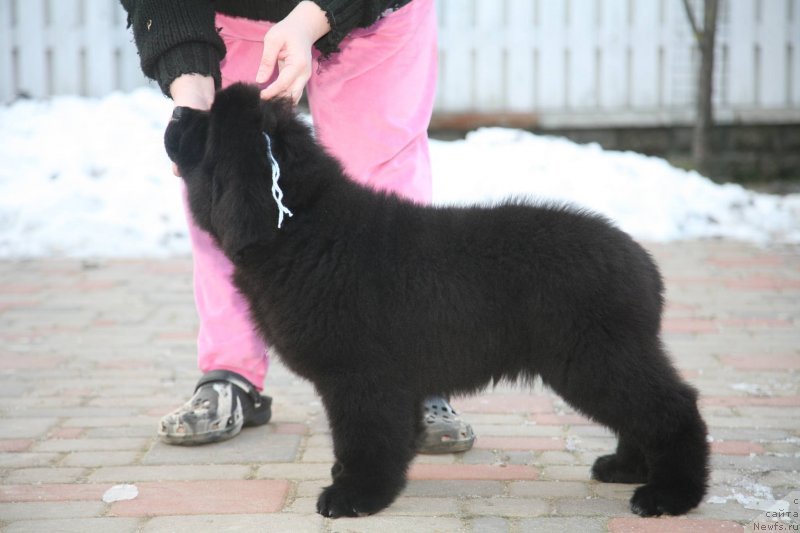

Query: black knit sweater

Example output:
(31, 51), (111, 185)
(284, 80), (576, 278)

(120, 0), (412, 96)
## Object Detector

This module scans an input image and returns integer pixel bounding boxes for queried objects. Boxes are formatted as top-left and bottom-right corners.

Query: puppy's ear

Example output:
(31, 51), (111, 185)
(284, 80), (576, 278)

(216, 205), (275, 259)
(259, 97), (292, 132)
(164, 107), (209, 173)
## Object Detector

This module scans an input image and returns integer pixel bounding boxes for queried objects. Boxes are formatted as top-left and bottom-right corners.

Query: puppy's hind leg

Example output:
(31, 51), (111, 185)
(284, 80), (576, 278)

(627, 384), (709, 518)
(315, 377), (418, 518)
(591, 434), (648, 484)
(549, 342), (709, 517)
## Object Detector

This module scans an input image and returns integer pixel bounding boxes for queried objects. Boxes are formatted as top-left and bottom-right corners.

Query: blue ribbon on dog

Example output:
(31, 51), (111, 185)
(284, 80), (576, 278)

(264, 132), (293, 229)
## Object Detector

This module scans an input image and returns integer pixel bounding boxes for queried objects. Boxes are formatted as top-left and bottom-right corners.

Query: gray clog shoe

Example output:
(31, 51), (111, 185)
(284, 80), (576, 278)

(159, 370), (272, 445)
(419, 396), (476, 454)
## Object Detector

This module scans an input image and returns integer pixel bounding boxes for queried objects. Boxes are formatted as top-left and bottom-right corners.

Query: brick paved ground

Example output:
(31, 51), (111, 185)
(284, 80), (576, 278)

(0, 240), (798, 532)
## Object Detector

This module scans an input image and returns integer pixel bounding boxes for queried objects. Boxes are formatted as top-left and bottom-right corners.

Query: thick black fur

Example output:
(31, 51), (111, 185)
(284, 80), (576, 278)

(165, 83), (710, 518)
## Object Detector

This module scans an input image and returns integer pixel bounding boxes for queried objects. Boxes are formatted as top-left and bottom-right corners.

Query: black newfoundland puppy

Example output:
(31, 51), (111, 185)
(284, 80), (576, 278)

(165, 83), (709, 519)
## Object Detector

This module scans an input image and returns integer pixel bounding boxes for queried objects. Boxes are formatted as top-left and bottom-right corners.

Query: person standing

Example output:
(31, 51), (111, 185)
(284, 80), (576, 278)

(121, 0), (475, 453)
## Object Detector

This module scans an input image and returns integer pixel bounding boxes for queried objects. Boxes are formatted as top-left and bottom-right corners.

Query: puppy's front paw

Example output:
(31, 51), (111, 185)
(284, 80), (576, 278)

(316, 484), (379, 518)
(630, 483), (703, 516)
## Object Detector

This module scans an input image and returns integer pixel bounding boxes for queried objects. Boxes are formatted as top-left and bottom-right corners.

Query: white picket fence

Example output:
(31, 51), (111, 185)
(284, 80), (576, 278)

(0, 0), (145, 100)
(1, 0), (799, 127)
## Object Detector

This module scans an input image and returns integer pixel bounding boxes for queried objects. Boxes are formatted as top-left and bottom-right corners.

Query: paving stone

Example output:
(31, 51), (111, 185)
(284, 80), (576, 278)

(453, 394), (553, 414)
(88, 464), (252, 483)
(711, 454), (800, 471)
(328, 515), (464, 532)
(384, 496), (460, 516)
(500, 451), (539, 466)
(552, 497), (630, 516)
(711, 440), (765, 455)
(108, 480), (290, 516)
(300, 446), (335, 462)
(3, 518), (142, 533)
(403, 480), (504, 498)
(412, 452), (457, 464)
(0, 440), (33, 452)
(469, 516), (510, 533)
(464, 497), (549, 517)
(256, 463), (332, 480)
(142, 514), (324, 533)
(61, 417), (156, 428)
(591, 483), (636, 501)
(517, 516), (607, 532)
(692, 500), (769, 521)
(287, 495), (460, 517)
(0, 501), (106, 520)
(474, 436), (566, 451)
(408, 463), (539, 481)
(509, 481), (591, 499)
(479, 424), (565, 437)
(141, 430), (300, 465)
(61, 451), (141, 467)
(84, 426), (158, 438)
(536, 451), (581, 465)
(33, 437), (151, 452)
(540, 466), (592, 482)
(0, 453), (61, 468)
(3, 467), (88, 484)
(608, 517), (745, 532)
(0, 418), (58, 439)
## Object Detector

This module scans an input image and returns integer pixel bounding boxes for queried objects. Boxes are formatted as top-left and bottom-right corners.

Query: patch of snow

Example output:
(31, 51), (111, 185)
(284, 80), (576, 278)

(2, 88), (800, 258)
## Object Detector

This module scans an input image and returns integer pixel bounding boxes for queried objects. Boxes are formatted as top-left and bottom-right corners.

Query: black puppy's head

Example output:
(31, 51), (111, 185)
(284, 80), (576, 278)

(165, 83), (297, 259)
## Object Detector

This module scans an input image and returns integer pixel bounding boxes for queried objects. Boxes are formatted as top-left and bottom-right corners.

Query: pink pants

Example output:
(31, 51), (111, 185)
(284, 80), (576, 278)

(183, 0), (437, 389)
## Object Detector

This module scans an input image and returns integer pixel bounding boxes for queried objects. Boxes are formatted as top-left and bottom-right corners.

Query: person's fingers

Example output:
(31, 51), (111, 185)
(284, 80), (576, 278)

(289, 79), (307, 104)
(260, 62), (305, 101)
(256, 35), (282, 84)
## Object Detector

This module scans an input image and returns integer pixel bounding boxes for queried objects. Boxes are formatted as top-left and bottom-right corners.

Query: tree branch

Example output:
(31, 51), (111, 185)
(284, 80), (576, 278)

(681, 0), (703, 45)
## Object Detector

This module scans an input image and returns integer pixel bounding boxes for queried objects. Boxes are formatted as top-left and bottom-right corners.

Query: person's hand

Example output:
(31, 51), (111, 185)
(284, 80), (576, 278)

(168, 74), (215, 176)
(256, 1), (331, 104)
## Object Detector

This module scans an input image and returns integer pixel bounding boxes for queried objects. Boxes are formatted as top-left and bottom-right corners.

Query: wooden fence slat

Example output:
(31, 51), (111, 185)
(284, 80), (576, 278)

(629, 0), (659, 109)
(538, 0), (567, 109)
(473, 0), (505, 110)
(727, 0), (757, 106)
(84, 0), (115, 96)
(113, 2), (149, 93)
(505, 0), (535, 111)
(0, 0), (13, 99)
(758, 0), (787, 106)
(792, 0), (800, 106)
(50, 0), (82, 95)
(16, 0), (48, 98)
(597, 0), (628, 109)
(567, 0), (598, 109)
(438, 0), (473, 111)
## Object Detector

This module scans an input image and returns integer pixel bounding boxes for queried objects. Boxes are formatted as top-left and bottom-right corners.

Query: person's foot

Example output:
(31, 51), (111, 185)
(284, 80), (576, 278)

(418, 396), (475, 453)
(158, 370), (272, 445)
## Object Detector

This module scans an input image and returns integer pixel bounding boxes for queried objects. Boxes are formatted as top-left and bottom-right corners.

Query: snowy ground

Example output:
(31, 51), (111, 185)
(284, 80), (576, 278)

(1, 88), (799, 258)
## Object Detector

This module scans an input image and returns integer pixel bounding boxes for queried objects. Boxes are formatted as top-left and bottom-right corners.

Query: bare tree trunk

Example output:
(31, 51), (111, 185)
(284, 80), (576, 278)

(682, 0), (719, 174)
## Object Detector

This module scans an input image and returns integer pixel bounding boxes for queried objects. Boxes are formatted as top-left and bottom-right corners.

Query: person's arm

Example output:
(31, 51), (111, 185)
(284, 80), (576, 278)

(309, 0), (409, 56)
(258, 0), (409, 102)
(170, 74), (216, 110)
(120, 0), (225, 97)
